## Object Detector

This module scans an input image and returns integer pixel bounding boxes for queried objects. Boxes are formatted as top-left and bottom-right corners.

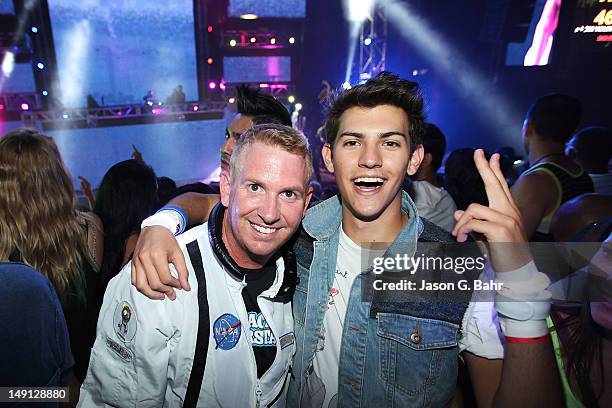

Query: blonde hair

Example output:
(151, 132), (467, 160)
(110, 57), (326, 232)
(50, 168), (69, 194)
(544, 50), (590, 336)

(0, 128), (86, 302)
(229, 124), (313, 188)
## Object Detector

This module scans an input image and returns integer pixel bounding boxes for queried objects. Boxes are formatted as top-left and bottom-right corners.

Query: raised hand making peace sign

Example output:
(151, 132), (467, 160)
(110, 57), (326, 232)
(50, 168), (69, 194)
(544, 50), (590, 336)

(452, 149), (531, 272)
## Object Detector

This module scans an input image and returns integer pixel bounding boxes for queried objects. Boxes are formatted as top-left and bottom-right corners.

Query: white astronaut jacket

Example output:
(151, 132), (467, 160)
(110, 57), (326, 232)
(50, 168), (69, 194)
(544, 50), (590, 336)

(78, 208), (297, 407)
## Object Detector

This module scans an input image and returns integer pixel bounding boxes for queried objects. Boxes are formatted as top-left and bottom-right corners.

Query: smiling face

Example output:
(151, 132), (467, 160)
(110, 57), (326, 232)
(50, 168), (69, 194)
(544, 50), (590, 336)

(220, 141), (312, 268)
(323, 105), (423, 223)
(220, 113), (254, 174)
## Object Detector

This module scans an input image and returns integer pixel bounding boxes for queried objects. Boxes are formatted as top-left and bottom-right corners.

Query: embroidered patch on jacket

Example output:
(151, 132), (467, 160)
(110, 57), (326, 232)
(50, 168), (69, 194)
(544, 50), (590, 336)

(113, 301), (137, 342)
(213, 313), (242, 350)
(106, 337), (133, 362)
(279, 332), (295, 350)
(247, 312), (277, 347)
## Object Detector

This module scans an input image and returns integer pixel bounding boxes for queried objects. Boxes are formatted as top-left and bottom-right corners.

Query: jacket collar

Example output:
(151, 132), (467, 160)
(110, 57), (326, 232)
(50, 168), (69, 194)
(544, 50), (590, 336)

(302, 191), (423, 241)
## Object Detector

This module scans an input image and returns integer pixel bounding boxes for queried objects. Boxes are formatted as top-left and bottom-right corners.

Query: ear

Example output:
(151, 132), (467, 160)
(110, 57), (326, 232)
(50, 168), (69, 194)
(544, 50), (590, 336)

(407, 144), (425, 176)
(220, 170), (231, 207)
(302, 186), (314, 217)
(322, 143), (334, 173)
(523, 120), (535, 139)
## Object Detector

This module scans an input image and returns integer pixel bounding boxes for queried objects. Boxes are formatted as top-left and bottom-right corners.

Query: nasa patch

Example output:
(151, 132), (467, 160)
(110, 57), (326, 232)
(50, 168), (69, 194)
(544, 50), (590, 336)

(113, 301), (137, 342)
(213, 313), (242, 350)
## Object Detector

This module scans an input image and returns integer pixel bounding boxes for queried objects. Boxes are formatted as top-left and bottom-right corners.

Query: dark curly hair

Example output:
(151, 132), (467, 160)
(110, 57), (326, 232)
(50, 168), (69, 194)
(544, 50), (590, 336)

(324, 72), (425, 153)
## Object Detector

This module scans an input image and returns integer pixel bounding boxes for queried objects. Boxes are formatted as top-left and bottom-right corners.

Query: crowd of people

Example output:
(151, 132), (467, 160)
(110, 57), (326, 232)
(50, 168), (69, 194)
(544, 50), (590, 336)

(0, 72), (610, 407)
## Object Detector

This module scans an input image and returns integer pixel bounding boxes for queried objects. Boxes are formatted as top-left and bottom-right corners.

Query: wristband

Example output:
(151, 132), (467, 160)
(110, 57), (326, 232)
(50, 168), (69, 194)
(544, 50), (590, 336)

(504, 334), (549, 344)
(494, 260), (552, 338)
(141, 206), (187, 235)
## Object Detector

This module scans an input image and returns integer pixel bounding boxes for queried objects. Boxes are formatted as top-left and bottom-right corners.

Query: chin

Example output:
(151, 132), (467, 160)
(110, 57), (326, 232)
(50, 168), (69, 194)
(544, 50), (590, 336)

(348, 205), (387, 222)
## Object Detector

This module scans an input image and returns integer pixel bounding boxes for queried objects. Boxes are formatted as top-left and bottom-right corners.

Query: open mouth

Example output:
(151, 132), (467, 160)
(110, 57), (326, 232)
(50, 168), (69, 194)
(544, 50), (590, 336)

(250, 222), (279, 235)
(353, 177), (385, 191)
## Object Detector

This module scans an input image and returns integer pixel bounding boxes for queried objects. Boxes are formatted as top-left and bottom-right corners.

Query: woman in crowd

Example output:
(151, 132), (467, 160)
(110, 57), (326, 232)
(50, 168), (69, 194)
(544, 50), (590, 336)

(0, 128), (102, 384)
(93, 159), (159, 297)
(549, 229), (611, 407)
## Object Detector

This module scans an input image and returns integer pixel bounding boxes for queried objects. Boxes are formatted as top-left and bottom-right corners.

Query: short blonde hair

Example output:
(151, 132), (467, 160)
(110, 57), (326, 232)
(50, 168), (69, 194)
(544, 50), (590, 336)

(229, 124), (313, 188)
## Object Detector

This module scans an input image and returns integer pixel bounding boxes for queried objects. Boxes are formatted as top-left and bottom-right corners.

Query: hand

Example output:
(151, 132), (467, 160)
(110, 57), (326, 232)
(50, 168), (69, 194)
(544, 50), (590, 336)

(78, 176), (95, 209)
(452, 149), (531, 272)
(131, 226), (190, 300)
(131, 144), (143, 162)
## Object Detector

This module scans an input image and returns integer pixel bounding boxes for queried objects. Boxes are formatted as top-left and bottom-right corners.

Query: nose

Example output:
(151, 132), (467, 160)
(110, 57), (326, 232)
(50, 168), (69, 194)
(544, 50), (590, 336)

(220, 137), (236, 158)
(258, 193), (281, 224)
(358, 143), (382, 168)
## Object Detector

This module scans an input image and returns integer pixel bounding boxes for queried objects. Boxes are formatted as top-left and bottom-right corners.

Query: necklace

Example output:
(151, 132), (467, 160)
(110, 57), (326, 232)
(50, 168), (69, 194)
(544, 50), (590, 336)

(531, 152), (565, 167)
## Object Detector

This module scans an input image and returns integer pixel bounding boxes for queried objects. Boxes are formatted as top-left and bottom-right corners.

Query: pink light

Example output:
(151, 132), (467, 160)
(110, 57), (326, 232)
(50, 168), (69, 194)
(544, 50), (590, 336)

(117, 111), (123, 116)
(207, 25), (213, 33)
(152, 108), (163, 115)
(209, 82), (217, 89)
(0, 103), (4, 110)
(259, 83), (269, 88)
(21, 103), (29, 111)
(219, 82), (226, 91)
(192, 105), (199, 111)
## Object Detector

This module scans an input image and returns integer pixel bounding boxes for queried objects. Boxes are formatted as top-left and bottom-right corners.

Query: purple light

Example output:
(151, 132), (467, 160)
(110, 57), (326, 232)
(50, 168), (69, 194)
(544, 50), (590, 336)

(219, 82), (226, 91)
(209, 82), (217, 89)
(192, 105), (199, 111)
(152, 108), (163, 115)
(20, 103), (29, 111)
(259, 83), (269, 88)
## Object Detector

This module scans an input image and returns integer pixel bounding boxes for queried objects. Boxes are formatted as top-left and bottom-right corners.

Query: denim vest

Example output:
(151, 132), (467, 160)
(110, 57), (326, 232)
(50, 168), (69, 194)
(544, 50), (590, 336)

(287, 192), (477, 407)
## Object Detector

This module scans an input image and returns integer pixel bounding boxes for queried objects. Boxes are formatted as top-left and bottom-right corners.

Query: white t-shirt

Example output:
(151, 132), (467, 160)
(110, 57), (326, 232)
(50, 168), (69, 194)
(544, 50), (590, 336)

(311, 224), (504, 408)
(312, 226), (385, 408)
(412, 180), (457, 232)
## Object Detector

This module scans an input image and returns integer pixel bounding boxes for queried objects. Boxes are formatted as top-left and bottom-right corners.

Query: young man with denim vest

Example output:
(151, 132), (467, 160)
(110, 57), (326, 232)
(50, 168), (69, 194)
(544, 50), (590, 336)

(132, 73), (562, 407)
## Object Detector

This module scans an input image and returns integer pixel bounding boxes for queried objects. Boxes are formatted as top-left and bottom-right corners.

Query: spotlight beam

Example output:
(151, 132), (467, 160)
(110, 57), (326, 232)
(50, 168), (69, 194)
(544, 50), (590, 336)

(384, 0), (521, 147)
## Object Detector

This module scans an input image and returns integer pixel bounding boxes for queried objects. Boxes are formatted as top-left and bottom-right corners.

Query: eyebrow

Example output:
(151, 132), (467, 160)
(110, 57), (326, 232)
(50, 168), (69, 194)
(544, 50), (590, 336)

(338, 131), (407, 140)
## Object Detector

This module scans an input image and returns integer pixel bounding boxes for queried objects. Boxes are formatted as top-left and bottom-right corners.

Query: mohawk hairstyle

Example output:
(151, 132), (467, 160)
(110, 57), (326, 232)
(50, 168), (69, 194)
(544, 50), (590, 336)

(236, 84), (292, 127)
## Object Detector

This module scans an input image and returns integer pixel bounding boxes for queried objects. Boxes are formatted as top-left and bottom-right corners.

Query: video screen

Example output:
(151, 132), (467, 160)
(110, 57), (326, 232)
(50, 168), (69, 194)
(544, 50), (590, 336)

(48, 0), (198, 108)
(228, 0), (306, 18)
(223, 56), (292, 83)
(505, 0), (563, 66)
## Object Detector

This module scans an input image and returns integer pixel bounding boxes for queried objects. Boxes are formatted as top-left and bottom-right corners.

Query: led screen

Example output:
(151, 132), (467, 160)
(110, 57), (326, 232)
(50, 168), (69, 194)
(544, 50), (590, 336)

(228, 0), (306, 18)
(48, 0), (197, 108)
(223, 56), (291, 83)
(0, 0), (14, 14)
(505, 0), (563, 66)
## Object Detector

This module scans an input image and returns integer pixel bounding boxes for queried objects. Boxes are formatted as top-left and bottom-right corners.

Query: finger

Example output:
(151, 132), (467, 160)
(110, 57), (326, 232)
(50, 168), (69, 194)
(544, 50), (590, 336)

(453, 204), (487, 235)
(131, 259), (136, 286)
(452, 203), (510, 240)
(141, 254), (177, 300)
(455, 218), (498, 242)
(489, 154), (515, 207)
(169, 248), (191, 291)
(473, 149), (506, 208)
(150, 250), (182, 289)
(133, 256), (166, 300)
(453, 210), (464, 222)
